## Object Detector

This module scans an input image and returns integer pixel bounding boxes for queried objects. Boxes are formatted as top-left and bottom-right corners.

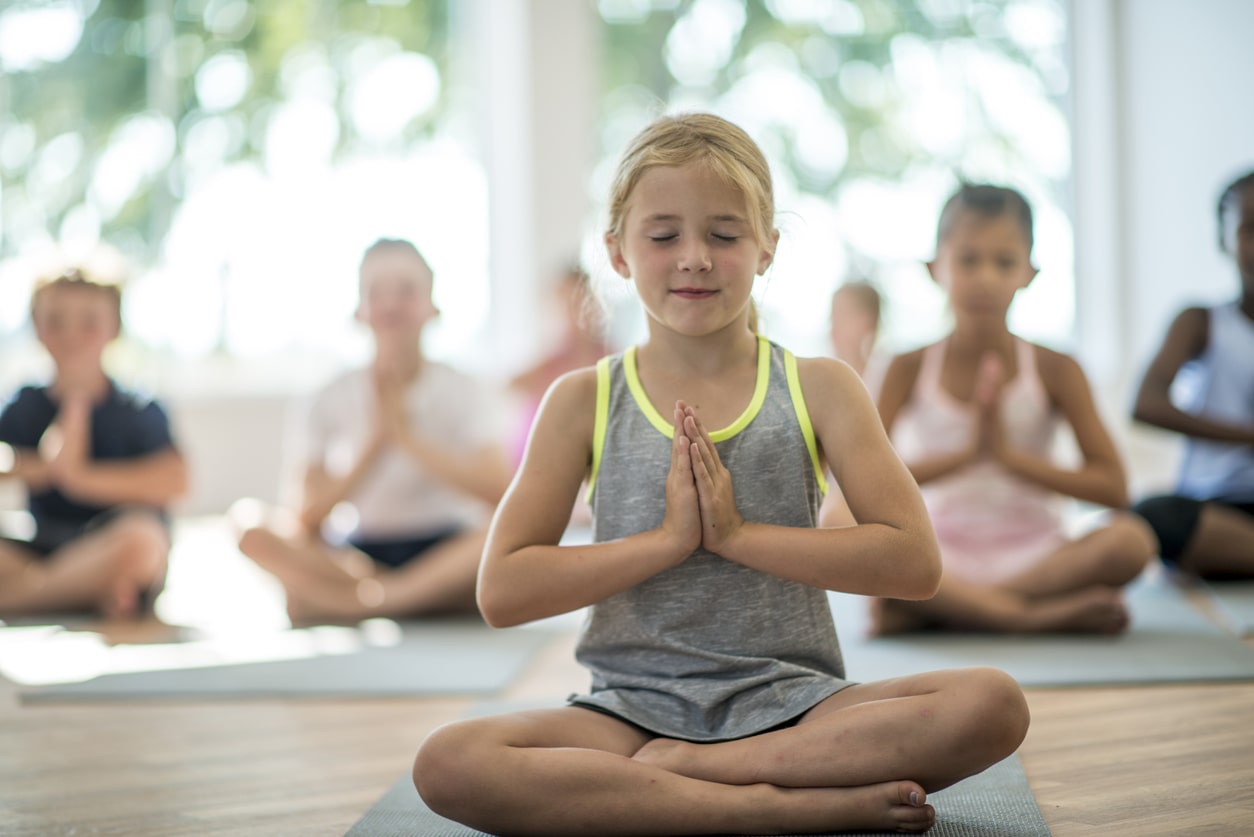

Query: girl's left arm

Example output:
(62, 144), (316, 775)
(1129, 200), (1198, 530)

(710, 357), (941, 600)
(998, 346), (1128, 508)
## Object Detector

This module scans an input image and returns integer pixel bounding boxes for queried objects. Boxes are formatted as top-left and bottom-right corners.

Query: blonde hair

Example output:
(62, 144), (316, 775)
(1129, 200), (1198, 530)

(30, 268), (123, 326)
(606, 114), (776, 332)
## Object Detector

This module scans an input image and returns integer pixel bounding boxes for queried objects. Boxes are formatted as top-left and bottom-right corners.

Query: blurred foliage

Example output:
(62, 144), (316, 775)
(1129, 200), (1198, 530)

(599, 0), (1067, 245)
(0, 0), (450, 265)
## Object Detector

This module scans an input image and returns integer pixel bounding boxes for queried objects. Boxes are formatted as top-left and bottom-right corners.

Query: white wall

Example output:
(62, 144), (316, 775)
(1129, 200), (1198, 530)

(1071, 0), (1254, 493)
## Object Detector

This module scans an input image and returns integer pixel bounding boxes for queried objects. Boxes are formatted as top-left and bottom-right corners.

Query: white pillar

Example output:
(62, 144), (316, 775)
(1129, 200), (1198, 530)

(461, 0), (600, 369)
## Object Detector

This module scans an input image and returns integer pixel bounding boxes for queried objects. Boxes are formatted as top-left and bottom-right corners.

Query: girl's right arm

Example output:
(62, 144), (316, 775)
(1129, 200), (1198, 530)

(877, 348), (976, 485)
(477, 369), (698, 628)
(1133, 307), (1254, 444)
(297, 434), (386, 533)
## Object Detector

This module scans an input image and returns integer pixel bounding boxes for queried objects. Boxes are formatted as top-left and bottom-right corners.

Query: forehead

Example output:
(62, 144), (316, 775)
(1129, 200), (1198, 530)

(628, 163), (750, 219)
(942, 210), (1030, 250)
(359, 249), (432, 289)
(33, 283), (119, 315)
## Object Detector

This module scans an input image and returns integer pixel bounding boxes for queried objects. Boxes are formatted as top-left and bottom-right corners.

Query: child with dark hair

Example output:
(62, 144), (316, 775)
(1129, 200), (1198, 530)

(0, 268), (188, 619)
(873, 183), (1157, 634)
(1131, 170), (1254, 578)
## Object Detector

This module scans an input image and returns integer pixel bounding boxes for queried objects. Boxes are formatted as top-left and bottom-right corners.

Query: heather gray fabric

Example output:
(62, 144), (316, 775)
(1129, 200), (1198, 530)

(570, 339), (850, 741)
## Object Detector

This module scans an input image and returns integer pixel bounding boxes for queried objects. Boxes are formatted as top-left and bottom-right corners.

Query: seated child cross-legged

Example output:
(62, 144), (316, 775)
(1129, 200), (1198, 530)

(1131, 169), (1254, 579)
(0, 268), (188, 621)
(412, 114), (1029, 836)
(234, 239), (511, 625)
(874, 184), (1158, 635)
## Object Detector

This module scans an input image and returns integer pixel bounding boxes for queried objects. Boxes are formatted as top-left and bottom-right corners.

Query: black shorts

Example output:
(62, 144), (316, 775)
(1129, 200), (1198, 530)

(1133, 495), (1254, 563)
(347, 527), (464, 569)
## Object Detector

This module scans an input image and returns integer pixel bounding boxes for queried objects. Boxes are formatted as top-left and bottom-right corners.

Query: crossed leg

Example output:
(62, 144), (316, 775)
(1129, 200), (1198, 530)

(414, 666), (1028, 836)
(873, 512), (1157, 634)
(0, 510), (169, 620)
(1175, 503), (1254, 578)
(234, 508), (482, 624)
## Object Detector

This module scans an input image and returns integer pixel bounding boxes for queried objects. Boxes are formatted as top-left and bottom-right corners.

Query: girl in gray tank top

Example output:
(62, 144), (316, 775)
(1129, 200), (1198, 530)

(413, 113), (1029, 836)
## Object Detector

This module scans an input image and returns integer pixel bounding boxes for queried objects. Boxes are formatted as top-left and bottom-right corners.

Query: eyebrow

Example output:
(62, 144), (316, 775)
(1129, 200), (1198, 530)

(641, 213), (748, 223)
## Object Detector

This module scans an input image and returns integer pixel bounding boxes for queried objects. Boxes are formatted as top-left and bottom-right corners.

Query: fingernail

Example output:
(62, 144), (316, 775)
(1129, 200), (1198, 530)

(910, 791), (920, 805)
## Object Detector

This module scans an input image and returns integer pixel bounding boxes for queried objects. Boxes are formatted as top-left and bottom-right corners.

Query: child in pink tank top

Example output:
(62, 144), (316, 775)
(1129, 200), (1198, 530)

(875, 184), (1158, 634)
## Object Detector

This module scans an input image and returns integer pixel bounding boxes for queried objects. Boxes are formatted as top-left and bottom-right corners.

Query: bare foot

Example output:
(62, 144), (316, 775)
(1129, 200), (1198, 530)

(100, 578), (140, 621)
(766, 780), (935, 834)
(869, 597), (936, 636)
(1028, 587), (1129, 634)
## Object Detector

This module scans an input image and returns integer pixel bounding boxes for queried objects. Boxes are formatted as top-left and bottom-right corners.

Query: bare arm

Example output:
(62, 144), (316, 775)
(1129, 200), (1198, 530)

(41, 396), (188, 507)
(377, 374), (512, 507)
(998, 346), (1129, 508)
(1133, 307), (1254, 444)
(297, 434), (386, 532)
(476, 371), (698, 628)
(391, 435), (511, 507)
(694, 358), (941, 601)
(54, 447), (188, 507)
(877, 347), (976, 485)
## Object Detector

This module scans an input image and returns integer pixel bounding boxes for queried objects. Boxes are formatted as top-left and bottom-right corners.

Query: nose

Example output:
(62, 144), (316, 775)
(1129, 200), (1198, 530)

(677, 238), (712, 272)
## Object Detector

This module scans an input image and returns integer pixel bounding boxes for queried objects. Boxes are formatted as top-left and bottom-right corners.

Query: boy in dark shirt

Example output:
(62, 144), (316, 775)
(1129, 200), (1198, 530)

(0, 269), (188, 619)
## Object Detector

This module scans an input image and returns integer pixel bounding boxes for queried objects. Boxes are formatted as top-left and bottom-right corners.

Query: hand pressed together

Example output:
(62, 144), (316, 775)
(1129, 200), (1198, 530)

(663, 400), (746, 558)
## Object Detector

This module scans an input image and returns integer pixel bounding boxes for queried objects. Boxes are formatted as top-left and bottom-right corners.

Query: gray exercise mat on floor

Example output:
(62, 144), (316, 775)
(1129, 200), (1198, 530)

(1199, 580), (1254, 635)
(344, 753), (1049, 837)
(15, 620), (554, 702)
(830, 570), (1254, 687)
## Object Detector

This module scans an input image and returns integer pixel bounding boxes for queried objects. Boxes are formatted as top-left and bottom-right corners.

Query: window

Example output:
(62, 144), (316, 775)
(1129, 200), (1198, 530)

(594, 0), (1072, 357)
(0, 0), (486, 393)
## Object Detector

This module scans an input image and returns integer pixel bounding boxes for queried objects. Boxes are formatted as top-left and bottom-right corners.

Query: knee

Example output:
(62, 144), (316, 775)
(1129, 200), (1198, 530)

(956, 667), (1030, 756)
(106, 513), (168, 579)
(1097, 514), (1157, 579)
(413, 721), (485, 819)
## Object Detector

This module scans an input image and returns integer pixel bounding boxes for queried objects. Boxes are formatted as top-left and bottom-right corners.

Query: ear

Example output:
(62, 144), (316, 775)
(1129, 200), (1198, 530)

(925, 259), (940, 284)
(757, 229), (780, 275)
(1020, 264), (1040, 289)
(604, 232), (632, 279)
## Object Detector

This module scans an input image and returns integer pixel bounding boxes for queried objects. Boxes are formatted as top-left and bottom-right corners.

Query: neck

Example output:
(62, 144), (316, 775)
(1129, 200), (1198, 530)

(638, 325), (759, 379)
(53, 365), (110, 401)
(373, 338), (424, 380)
(948, 319), (1014, 354)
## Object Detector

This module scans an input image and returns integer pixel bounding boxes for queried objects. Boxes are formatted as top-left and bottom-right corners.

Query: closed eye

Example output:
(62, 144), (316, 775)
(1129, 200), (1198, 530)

(712, 234), (739, 242)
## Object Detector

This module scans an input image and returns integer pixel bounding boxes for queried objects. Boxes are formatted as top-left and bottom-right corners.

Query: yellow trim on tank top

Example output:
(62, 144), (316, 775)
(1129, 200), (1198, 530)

(783, 349), (829, 496)
(624, 335), (771, 442)
(585, 356), (612, 503)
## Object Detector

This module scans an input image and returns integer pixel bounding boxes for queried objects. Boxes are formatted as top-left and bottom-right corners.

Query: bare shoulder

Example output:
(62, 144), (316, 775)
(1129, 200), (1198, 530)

(882, 345), (927, 383)
(538, 366), (599, 431)
(1030, 343), (1095, 411)
(1031, 342), (1085, 381)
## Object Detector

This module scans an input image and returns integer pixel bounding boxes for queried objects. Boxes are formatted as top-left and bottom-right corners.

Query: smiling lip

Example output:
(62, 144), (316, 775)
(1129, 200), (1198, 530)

(671, 288), (718, 299)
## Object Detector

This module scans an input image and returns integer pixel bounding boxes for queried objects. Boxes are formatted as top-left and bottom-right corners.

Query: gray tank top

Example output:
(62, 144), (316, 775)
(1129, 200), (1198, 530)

(569, 336), (851, 742)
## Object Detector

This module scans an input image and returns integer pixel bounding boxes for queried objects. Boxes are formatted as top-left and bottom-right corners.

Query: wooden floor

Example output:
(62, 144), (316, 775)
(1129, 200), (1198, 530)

(3, 550), (1254, 835)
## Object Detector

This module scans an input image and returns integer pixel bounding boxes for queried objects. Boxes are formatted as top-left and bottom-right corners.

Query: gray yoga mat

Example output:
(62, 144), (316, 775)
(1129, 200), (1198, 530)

(14, 619), (556, 702)
(345, 753), (1049, 837)
(830, 569), (1254, 687)
(1198, 580), (1254, 635)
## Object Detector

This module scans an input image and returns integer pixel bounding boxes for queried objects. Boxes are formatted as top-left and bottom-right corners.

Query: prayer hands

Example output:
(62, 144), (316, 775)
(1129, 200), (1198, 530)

(973, 352), (1006, 461)
(663, 401), (744, 558)
(372, 366), (411, 447)
(39, 393), (92, 486)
